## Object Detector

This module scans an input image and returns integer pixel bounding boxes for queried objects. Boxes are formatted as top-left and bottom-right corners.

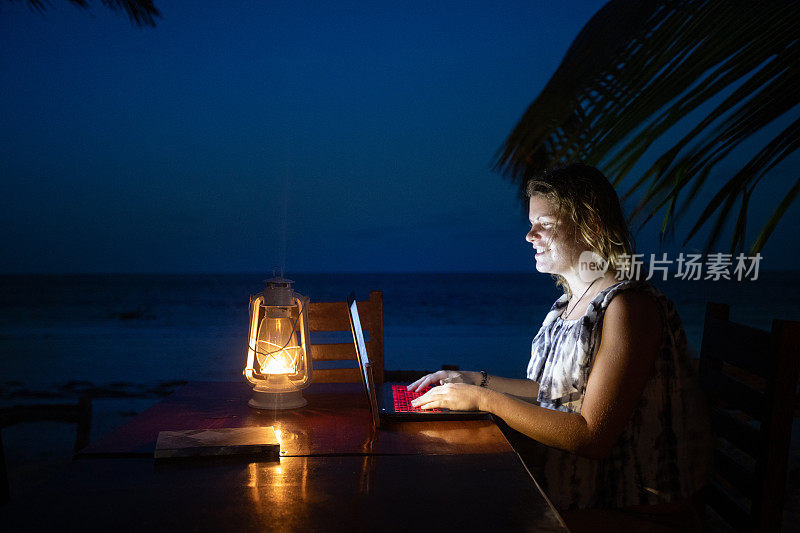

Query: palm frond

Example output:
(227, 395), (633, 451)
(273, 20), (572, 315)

(100, 0), (159, 27)
(8, 0), (160, 26)
(495, 0), (800, 254)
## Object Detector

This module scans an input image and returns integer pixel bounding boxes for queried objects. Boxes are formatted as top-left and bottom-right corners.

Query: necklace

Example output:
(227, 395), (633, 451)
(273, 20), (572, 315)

(562, 279), (598, 320)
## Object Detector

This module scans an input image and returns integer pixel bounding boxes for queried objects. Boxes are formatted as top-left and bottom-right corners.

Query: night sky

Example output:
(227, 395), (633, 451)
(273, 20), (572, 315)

(2, 1), (798, 273)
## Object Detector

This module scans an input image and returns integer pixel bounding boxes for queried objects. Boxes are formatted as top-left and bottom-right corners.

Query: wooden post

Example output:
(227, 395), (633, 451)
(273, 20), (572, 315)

(756, 319), (800, 532)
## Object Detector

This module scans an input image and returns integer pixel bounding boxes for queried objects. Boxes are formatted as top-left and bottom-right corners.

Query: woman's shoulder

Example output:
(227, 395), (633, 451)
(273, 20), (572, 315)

(593, 279), (688, 354)
(585, 279), (672, 334)
(603, 280), (660, 306)
(594, 279), (670, 314)
(603, 286), (663, 336)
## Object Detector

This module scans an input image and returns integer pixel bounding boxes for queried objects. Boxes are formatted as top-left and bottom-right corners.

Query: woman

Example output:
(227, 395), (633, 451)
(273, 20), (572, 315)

(409, 164), (710, 527)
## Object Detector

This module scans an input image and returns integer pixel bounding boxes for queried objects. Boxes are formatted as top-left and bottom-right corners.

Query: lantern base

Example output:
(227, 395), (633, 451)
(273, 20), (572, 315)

(248, 388), (307, 410)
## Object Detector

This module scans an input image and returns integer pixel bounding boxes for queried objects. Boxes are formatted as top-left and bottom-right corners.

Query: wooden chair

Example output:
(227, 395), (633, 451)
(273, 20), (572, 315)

(308, 291), (384, 384)
(1, 396), (92, 505)
(698, 302), (800, 532)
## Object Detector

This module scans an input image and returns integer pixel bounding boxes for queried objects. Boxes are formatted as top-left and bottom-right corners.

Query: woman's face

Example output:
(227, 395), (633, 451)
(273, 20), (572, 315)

(525, 196), (582, 276)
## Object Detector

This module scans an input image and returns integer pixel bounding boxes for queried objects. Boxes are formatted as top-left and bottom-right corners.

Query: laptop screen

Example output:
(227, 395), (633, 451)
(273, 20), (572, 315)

(348, 298), (370, 371)
(347, 293), (379, 427)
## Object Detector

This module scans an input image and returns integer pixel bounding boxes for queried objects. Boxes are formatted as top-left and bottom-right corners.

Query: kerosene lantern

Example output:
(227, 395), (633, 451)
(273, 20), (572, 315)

(244, 276), (312, 409)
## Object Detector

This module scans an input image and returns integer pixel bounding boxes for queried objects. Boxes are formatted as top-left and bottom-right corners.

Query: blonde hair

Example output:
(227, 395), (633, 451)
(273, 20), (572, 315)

(526, 164), (632, 298)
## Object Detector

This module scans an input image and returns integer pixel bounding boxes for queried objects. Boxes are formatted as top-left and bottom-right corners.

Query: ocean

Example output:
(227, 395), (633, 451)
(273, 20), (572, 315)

(2, 271), (798, 392)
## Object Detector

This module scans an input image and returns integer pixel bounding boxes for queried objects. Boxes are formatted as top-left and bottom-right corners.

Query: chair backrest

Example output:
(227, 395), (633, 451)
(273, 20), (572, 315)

(308, 291), (384, 384)
(0, 396), (92, 505)
(698, 302), (800, 532)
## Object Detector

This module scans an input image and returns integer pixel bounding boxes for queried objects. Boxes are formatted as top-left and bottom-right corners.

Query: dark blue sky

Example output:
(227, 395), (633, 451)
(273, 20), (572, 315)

(2, 1), (798, 273)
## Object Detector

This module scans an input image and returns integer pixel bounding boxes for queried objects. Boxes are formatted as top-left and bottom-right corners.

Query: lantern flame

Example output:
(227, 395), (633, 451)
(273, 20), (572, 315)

(258, 345), (301, 375)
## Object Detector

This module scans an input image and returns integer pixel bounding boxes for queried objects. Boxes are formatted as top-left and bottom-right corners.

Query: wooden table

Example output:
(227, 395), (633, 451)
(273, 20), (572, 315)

(1, 382), (567, 532)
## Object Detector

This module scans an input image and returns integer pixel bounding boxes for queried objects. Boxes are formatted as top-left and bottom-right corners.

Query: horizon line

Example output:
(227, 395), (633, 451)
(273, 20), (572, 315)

(0, 269), (795, 276)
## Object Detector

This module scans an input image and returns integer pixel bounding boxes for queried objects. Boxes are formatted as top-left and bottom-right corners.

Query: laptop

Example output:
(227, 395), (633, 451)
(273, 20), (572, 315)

(346, 292), (490, 428)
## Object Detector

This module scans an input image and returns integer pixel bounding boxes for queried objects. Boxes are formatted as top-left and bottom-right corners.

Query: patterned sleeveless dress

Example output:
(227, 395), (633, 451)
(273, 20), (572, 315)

(526, 280), (711, 510)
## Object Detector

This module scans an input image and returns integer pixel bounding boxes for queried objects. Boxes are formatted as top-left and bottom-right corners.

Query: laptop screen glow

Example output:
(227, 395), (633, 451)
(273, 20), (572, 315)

(348, 299), (376, 408)
(349, 300), (370, 369)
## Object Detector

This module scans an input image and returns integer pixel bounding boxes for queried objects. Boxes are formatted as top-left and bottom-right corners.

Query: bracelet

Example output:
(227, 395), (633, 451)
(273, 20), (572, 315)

(479, 370), (489, 388)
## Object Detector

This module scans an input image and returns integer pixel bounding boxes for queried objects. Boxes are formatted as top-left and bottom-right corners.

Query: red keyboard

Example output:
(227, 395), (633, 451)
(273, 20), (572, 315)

(392, 385), (442, 412)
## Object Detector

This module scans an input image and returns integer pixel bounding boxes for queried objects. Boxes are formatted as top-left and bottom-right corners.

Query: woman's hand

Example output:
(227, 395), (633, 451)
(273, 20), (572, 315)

(410, 383), (489, 412)
(407, 370), (478, 392)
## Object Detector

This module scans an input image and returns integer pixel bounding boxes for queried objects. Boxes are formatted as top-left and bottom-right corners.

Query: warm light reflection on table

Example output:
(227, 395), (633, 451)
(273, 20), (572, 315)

(247, 458), (310, 512)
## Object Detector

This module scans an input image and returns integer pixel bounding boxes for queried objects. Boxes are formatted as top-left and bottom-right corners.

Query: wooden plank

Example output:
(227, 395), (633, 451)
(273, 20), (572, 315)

(706, 372), (766, 421)
(309, 343), (356, 361)
(154, 427), (280, 460)
(702, 480), (753, 532)
(709, 406), (760, 457)
(712, 448), (754, 500)
(312, 368), (361, 383)
(309, 300), (377, 331)
(723, 364), (765, 393)
(310, 341), (381, 362)
(702, 317), (769, 376)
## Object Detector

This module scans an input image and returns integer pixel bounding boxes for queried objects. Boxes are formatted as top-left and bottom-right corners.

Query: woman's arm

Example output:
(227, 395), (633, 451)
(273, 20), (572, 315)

(412, 290), (661, 459)
(408, 370), (539, 400)
(481, 374), (540, 400)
